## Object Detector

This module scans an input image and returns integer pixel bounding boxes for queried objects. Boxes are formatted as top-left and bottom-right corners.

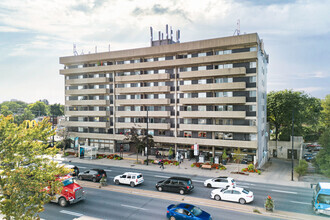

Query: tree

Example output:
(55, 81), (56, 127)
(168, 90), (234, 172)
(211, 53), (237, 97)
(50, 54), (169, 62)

(124, 127), (144, 164)
(267, 90), (322, 143)
(0, 115), (69, 219)
(233, 148), (244, 172)
(28, 101), (49, 116)
(50, 104), (64, 116)
(313, 128), (330, 177)
(0, 106), (13, 116)
(294, 159), (308, 177)
(320, 94), (330, 129)
(14, 108), (35, 125)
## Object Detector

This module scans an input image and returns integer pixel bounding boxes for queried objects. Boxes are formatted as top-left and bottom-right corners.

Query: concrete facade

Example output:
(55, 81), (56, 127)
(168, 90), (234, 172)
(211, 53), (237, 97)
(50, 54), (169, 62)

(59, 33), (269, 167)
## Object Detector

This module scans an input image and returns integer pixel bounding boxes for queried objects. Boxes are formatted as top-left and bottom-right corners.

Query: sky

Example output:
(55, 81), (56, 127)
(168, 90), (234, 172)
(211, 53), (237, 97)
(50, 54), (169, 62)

(0, 0), (329, 105)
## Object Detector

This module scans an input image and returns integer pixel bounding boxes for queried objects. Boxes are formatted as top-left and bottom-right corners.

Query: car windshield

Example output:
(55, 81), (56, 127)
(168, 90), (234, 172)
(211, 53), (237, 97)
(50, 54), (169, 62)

(318, 194), (330, 204)
(137, 175), (142, 178)
(62, 178), (74, 186)
(242, 189), (250, 194)
(190, 206), (202, 216)
(187, 180), (192, 186)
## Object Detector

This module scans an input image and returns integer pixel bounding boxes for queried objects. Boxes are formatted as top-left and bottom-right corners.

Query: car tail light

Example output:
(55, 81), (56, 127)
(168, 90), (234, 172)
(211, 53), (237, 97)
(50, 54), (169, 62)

(247, 195), (253, 198)
(136, 179), (138, 183)
(187, 186), (189, 189)
(96, 174), (100, 177)
(167, 211), (169, 213)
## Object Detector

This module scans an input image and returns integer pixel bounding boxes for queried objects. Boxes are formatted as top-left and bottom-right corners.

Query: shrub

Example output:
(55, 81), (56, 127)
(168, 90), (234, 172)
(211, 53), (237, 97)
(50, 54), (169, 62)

(64, 152), (69, 157)
(191, 164), (195, 167)
(295, 159), (308, 177)
(248, 164), (255, 171)
(265, 195), (275, 211)
(220, 166), (226, 170)
(164, 161), (169, 165)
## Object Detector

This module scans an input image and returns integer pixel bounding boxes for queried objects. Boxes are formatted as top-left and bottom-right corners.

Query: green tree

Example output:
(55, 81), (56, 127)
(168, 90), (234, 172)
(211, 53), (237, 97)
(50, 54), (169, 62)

(28, 101), (49, 116)
(320, 95), (330, 129)
(124, 127), (144, 164)
(233, 148), (244, 172)
(267, 90), (322, 142)
(0, 106), (13, 116)
(294, 159), (308, 177)
(50, 103), (64, 116)
(14, 108), (35, 125)
(0, 115), (69, 219)
(313, 128), (330, 177)
(0, 101), (27, 114)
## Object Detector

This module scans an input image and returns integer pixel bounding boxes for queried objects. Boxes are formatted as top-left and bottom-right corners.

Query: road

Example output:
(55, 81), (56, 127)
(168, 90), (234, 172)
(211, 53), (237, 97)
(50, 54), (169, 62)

(39, 162), (317, 219)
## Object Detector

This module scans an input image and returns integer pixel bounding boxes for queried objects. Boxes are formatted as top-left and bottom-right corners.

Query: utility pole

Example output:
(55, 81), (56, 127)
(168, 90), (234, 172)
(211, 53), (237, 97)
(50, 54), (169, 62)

(291, 109), (294, 181)
(146, 108), (149, 165)
(52, 115), (55, 147)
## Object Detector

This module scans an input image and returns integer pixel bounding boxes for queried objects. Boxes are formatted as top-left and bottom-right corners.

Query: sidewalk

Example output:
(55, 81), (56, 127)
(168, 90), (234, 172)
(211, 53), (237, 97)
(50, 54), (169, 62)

(63, 153), (314, 188)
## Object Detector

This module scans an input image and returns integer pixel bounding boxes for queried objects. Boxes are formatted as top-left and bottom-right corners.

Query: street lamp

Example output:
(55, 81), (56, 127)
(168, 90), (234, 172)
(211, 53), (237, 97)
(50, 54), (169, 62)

(291, 109), (294, 181)
(146, 108), (149, 165)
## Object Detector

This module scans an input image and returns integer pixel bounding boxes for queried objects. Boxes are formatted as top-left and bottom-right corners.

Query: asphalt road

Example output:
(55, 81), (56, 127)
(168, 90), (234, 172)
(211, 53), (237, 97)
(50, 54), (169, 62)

(39, 161), (317, 219)
(39, 187), (277, 220)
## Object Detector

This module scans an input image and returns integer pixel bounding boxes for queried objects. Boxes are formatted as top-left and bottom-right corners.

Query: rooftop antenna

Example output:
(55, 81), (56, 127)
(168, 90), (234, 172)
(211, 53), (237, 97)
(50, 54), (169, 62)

(158, 31), (161, 41)
(233, 19), (240, 36)
(95, 46), (97, 53)
(170, 26), (173, 41)
(177, 30), (180, 42)
(166, 24), (168, 40)
(73, 43), (78, 56)
(150, 26), (153, 42)
(108, 44), (110, 52)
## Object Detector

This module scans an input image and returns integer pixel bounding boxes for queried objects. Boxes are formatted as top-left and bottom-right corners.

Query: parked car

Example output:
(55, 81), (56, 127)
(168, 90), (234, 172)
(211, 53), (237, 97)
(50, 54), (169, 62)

(156, 177), (194, 195)
(204, 176), (236, 188)
(64, 164), (79, 176)
(167, 203), (212, 220)
(210, 187), (254, 204)
(114, 172), (144, 187)
(78, 169), (107, 182)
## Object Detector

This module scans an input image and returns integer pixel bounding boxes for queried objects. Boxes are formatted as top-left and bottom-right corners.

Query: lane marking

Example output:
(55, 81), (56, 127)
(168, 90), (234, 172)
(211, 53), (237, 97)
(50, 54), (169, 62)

(271, 190), (297, 194)
(192, 180), (204, 183)
(121, 204), (148, 210)
(237, 186), (249, 188)
(78, 166), (86, 169)
(290, 201), (310, 205)
(154, 175), (170, 178)
(60, 210), (84, 217)
(104, 169), (112, 172)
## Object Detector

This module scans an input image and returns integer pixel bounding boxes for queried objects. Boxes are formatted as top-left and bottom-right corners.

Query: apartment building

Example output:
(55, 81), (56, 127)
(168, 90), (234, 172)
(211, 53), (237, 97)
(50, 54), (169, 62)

(60, 32), (269, 167)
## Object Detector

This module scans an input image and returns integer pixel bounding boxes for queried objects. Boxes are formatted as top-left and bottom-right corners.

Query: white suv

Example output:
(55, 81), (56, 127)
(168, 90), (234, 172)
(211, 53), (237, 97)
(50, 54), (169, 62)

(204, 176), (236, 188)
(114, 172), (144, 187)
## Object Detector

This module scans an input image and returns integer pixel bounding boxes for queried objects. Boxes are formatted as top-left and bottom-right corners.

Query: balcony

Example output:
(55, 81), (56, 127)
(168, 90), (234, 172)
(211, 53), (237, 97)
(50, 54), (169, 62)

(180, 67), (246, 79)
(116, 99), (170, 106)
(180, 111), (245, 118)
(65, 77), (109, 85)
(153, 136), (257, 149)
(116, 122), (170, 130)
(116, 111), (170, 117)
(179, 124), (257, 133)
(68, 132), (125, 141)
(65, 88), (109, 95)
(180, 82), (245, 92)
(65, 111), (109, 117)
(116, 86), (169, 94)
(66, 100), (110, 106)
(116, 73), (170, 82)
(180, 97), (246, 105)
(63, 121), (110, 128)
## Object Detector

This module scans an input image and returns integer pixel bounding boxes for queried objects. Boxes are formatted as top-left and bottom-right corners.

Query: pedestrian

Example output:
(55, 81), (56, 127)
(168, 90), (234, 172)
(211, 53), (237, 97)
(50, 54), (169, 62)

(159, 159), (164, 170)
(180, 154), (184, 163)
(99, 174), (107, 188)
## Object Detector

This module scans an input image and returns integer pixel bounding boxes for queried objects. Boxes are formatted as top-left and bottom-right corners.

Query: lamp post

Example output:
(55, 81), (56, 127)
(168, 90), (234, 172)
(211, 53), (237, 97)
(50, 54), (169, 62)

(291, 109), (294, 181)
(146, 108), (149, 165)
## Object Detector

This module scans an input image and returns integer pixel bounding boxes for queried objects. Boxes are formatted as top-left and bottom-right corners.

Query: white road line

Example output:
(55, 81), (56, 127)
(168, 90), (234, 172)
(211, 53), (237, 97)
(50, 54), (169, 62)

(192, 180), (204, 183)
(104, 169), (112, 172)
(78, 166), (87, 169)
(121, 204), (148, 210)
(290, 201), (310, 205)
(271, 189), (298, 194)
(237, 186), (249, 188)
(155, 175), (170, 178)
(60, 210), (84, 217)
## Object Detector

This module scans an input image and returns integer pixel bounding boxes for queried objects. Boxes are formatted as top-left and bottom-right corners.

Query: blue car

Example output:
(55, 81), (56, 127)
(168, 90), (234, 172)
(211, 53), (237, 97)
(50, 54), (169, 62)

(166, 203), (212, 220)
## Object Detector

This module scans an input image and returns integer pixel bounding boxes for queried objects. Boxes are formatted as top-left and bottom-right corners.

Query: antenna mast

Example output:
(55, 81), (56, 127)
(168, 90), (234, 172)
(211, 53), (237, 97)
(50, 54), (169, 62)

(233, 19), (240, 36)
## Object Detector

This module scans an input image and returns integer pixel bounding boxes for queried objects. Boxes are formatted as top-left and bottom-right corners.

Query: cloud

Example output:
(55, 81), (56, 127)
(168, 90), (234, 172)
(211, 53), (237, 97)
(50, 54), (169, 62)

(0, 25), (23, 32)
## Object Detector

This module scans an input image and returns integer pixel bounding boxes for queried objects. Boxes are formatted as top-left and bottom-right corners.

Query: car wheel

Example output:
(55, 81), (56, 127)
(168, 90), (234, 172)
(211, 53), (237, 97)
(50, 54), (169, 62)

(179, 189), (185, 195)
(169, 216), (176, 220)
(78, 176), (83, 180)
(115, 179), (120, 185)
(58, 197), (67, 207)
(92, 177), (96, 182)
(239, 198), (246, 204)
(130, 182), (135, 187)
(158, 186), (163, 192)
(214, 195), (221, 201)
(207, 183), (212, 188)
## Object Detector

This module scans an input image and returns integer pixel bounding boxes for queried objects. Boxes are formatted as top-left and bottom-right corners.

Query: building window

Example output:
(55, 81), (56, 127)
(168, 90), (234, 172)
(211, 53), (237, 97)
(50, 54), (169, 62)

(249, 90), (256, 97)
(250, 134), (257, 141)
(183, 80), (192, 85)
(198, 79), (207, 84)
(198, 119), (207, 124)
(215, 78), (233, 83)
(158, 94), (166, 99)
(124, 118), (130, 123)
(198, 106), (206, 111)
(216, 50), (224, 55)
(224, 64), (233, 69)
(224, 50), (232, 54)
(198, 131), (207, 138)
(148, 130), (154, 136)
(184, 93), (192, 98)
(215, 92), (233, 97)
(184, 119), (192, 124)
(249, 76), (256, 83)
(158, 130), (166, 135)
(198, 92), (207, 98)
(158, 81), (166, 86)
(184, 131), (192, 138)
(249, 105), (257, 112)
(250, 47), (257, 52)
(250, 62), (257, 68)
(184, 106), (192, 111)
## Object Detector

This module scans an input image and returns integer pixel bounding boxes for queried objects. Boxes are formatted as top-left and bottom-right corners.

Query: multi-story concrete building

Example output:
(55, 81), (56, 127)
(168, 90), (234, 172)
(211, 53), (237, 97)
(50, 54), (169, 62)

(60, 32), (269, 167)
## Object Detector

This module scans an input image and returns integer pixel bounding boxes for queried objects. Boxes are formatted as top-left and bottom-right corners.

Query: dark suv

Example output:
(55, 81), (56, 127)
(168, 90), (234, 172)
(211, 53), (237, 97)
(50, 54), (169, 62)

(156, 177), (194, 195)
(78, 169), (107, 182)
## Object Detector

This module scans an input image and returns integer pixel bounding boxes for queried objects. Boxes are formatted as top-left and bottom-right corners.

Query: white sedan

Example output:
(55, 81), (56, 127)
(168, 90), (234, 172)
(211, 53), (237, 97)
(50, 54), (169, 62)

(210, 187), (254, 204)
(204, 177), (236, 188)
